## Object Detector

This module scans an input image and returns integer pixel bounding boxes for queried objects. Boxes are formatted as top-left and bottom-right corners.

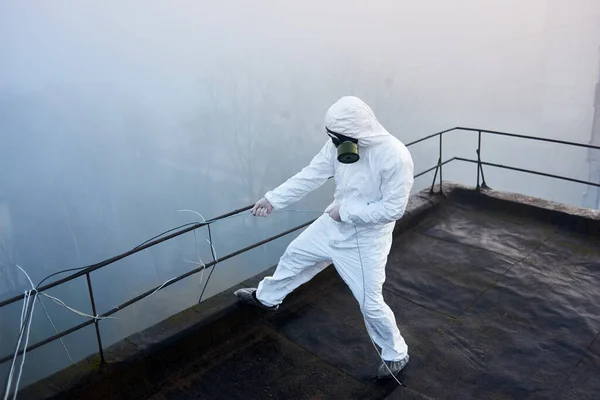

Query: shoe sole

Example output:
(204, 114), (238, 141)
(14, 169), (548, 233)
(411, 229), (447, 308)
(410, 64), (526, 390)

(234, 290), (279, 311)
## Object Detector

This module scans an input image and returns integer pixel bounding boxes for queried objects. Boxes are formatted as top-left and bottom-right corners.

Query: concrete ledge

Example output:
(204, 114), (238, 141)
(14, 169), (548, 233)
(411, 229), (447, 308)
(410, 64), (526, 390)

(446, 183), (600, 236)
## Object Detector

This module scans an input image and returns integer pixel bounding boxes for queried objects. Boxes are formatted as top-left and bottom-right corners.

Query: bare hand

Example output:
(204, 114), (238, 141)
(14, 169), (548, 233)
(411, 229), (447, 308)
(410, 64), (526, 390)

(251, 198), (273, 217)
(328, 204), (341, 222)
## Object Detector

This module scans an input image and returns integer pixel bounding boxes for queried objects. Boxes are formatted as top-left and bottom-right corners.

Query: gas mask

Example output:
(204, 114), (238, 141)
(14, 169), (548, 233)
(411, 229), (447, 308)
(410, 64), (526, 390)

(326, 127), (360, 164)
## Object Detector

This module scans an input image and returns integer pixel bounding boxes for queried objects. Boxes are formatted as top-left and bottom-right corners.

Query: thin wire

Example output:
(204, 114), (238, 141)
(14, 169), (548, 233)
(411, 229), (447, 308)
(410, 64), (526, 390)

(33, 209), (325, 291)
(206, 237), (218, 262)
(354, 225), (404, 387)
(178, 208), (238, 302)
(178, 209), (216, 302)
(178, 209), (207, 223)
(20, 264), (115, 325)
(131, 208), (219, 304)
(13, 294), (37, 400)
(146, 277), (178, 297)
(144, 226), (209, 301)
(191, 229), (206, 290)
(184, 259), (206, 290)
(195, 208), (325, 303)
(16, 266), (34, 289)
(18, 292), (27, 330)
(198, 224), (218, 303)
(4, 267), (37, 400)
(37, 297), (74, 364)
(193, 229), (202, 262)
(17, 265), (74, 365)
(3, 292), (30, 400)
(35, 222), (199, 289)
(3, 291), (31, 400)
(207, 209), (325, 224)
(22, 208), (325, 313)
(6, 266), (98, 399)
(1, 208), (328, 398)
(41, 293), (117, 321)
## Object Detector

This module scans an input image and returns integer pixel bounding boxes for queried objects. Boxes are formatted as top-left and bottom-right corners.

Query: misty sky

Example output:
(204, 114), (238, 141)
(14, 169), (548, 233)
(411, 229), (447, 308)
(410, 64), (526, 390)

(1, 0), (599, 390)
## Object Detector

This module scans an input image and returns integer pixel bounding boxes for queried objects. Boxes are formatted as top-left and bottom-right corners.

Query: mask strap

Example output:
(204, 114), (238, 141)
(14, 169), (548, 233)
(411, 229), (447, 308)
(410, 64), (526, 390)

(325, 127), (358, 144)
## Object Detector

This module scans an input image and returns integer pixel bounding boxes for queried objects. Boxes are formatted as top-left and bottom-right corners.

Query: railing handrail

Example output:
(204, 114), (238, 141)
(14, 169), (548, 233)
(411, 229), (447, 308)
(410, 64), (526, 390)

(409, 126), (600, 151)
(2, 127), (597, 308)
(1, 127), (597, 308)
(457, 127), (600, 150)
(0, 219), (316, 365)
(0, 205), (254, 308)
(3, 125), (600, 370)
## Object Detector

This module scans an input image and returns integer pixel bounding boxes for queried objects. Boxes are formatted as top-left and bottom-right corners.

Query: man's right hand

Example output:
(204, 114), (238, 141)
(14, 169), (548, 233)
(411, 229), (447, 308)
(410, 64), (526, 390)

(251, 197), (273, 217)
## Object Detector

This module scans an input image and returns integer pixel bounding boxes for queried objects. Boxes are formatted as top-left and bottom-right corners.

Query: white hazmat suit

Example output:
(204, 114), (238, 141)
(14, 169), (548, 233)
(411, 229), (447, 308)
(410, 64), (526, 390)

(254, 96), (414, 362)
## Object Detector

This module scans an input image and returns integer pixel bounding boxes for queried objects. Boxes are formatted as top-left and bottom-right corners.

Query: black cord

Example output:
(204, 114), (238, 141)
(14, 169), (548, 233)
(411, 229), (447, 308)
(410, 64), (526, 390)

(133, 222), (198, 250)
(198, 223), (218, 303)
(32, 208), (240, 302)
(36, 222), (199, 290)
(37, 267), (90, 289)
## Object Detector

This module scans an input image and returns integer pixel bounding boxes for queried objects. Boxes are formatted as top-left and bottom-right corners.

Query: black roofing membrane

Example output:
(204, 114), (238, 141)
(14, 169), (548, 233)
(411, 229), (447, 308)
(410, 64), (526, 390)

(30, 191), (600, 400)
(150, 194), (600, 399)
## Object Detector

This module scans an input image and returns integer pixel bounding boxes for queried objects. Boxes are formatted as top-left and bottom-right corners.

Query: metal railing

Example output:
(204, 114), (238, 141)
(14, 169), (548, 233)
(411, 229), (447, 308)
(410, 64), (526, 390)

(407, 127), (600, 195)
(2, 126), (600, 367)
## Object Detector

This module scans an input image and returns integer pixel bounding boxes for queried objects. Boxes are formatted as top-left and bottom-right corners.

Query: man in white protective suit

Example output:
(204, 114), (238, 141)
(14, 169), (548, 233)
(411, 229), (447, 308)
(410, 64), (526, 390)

(234, 96), (414, 379)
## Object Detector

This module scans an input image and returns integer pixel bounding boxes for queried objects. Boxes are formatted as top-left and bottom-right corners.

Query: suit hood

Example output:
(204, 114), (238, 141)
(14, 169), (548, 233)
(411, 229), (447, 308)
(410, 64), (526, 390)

(324, 96), (391, 147)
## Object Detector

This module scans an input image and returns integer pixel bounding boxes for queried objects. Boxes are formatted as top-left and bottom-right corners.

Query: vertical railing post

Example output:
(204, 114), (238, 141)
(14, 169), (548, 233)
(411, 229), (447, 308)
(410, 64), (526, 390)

(439, 132), (444, 194)
(476, 130), (489, 189)
(479, 160), (488, 189)
(429, 132), (444, 195)
(476, 130), (482, 191)
(429, 158), (441, 194)
(85, 273), (105, 364)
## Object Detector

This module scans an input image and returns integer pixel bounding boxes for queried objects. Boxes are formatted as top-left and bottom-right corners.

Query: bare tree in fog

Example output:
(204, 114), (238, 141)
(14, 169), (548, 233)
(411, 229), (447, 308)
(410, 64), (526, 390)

(0, 202), (19, 295)
(204, 76), (278, 201)
(0, 238), (18, 295)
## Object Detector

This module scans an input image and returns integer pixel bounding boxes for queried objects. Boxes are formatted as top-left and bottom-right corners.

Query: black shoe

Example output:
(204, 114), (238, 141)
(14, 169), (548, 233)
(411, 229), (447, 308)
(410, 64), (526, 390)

(233, 288), (279, 311)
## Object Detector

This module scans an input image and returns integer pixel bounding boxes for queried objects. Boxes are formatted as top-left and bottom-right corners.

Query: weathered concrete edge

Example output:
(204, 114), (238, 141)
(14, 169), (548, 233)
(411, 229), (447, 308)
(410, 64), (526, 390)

(479, 186), (600, 221)
(392, 186), (447, 237)
(18, 186), (449, 399)
(446, 182), (600, 235)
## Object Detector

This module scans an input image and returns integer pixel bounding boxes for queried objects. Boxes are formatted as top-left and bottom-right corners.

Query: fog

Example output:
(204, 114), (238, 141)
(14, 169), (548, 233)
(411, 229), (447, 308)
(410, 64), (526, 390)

(1, 0), (599, 390)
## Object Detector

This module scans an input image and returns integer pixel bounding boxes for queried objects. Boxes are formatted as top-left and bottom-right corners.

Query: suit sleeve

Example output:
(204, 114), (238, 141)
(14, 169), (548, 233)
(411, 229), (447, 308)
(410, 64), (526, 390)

(264, 141), (335, 210)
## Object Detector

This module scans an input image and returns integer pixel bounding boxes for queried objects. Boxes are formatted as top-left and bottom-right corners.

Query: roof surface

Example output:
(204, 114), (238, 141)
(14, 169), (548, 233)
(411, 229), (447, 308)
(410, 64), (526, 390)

(21, 187), (600, 399)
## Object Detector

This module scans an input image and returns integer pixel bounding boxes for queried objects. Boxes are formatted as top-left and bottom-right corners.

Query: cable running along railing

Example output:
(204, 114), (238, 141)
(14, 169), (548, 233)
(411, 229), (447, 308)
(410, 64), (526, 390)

(2, 126), (600, 368)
